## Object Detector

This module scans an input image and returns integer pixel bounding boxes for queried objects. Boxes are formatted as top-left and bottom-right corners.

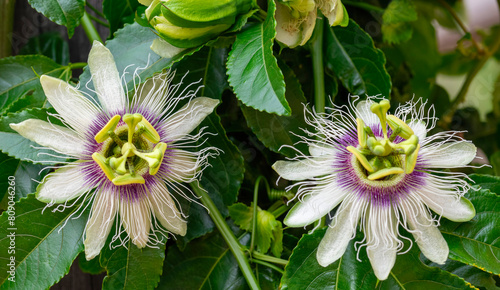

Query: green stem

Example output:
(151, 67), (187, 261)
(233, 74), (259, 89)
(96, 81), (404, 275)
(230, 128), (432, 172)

(69, 62), (87, 70)
(251, 176), (268, 253)
(191, 183), (260, 290)
(251, 259), (285, 274)
(88, 14), (110, 27)
(0, 0), (16, 58)
(311, 14), (325, 113)
(86, 1), (106, 19)
(252, 251), (288, 266)
(342, 0), (384, 13)
(270, 204), (291, 218)
(81, 11), (102, 43)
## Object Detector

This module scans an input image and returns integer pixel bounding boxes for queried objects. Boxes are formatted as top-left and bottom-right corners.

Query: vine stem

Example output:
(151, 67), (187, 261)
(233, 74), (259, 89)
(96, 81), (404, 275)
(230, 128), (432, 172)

(81, 11), (102, 43)
(252, 251), (288, 266)
(311, 14), (326, 114)
(190, 183), (260, 290)
(0, 0), (16, 58)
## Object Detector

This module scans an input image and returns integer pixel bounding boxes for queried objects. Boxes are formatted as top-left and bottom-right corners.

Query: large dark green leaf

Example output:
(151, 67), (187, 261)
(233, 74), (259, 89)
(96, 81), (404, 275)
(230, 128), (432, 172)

(281, 229), (378, 289)
(439, 187), (500, 275)
(469, 174), (500, 194)
(0, 152), (19, 203)
(0, 55), (66, 115)
(78, 22), (203, 98)
(282, 229), (471, 289)
(100, 240), (166, 290)
(227, 0), (290, 116)
(0, 108), (65, 164)
(324, 19), (392, 97)
(103, 0), (140, 36)
(382, 0), (418, 44)
(27, 0), (85, 37)
(19, 32), (70, 65)
(241, 62), (313, 157)
(159, 231), (250, 289)
(5, 161), (47, 201)
(0, 194), (87, 289)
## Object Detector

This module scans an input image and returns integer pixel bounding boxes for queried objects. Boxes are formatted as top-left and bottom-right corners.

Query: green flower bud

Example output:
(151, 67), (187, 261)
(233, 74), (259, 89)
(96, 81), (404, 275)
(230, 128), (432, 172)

(142, 0), (256, 48)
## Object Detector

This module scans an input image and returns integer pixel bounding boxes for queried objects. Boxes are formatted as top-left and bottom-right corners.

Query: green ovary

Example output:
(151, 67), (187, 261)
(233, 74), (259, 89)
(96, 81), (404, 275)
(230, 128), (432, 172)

(92, 113), (167, 186)
(348, 100), (420, 181)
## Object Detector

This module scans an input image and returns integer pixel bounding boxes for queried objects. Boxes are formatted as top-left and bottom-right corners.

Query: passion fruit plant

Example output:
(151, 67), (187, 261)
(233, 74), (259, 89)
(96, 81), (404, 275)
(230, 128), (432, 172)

(0, 0), (499, 289)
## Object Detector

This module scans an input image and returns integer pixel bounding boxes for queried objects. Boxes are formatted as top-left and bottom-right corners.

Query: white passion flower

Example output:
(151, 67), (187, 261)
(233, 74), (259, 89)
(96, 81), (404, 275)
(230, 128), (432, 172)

(9, 41), (220, 260)
(272, 97), (476, 280)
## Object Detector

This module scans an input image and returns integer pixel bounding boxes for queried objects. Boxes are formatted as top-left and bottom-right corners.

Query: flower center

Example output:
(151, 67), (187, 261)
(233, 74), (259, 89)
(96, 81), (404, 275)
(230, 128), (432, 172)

(91, 113), (167, 186)
(346, 100), (420, 181)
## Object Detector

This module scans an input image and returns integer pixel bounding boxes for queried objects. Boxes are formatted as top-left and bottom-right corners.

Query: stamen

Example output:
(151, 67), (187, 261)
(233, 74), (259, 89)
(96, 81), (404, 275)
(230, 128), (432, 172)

(387, 115), (414, 139)
(92, 152), (116, 180)
(357, 118), (367, 148)
(95, 115), (121, 143)
(138, 118), (161, 143)
(367, 167), (404, 180)
(405, 144), (420, 174)
(347, 146), (374, 172)
(112, 173), (145, 185)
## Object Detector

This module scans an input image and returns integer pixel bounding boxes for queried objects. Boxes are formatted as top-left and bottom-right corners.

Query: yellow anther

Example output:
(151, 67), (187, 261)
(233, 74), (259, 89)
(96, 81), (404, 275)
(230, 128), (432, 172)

(367, 167), (404, 180)
(357, 118), (367, 148)
(112, 174), (145, 185)
(149, 143), (167, 175)
(138, 118), (161, 143)
(95, 115), (121, 143)
(370, 100), (391, 139)
(395, 135), (419, 155)
(109, 155), (128, 175)
(347, 146), (375, 173)
(123, 113), (143, 142)
(405, 144), (420, 174)
(92, 152), (116, 181)
(387, 115), (414, 140)
(133, 142), (167, 175)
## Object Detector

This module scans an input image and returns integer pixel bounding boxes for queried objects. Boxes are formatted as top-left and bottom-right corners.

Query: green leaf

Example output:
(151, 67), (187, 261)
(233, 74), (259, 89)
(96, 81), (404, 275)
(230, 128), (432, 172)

(159, 231), (250, 289)
(78, 22), (203, 98)
(281, 229), (378, 289)
(0, 153), (19, 202)
(422, 257), (499, 290)
(469, 174), (500, 194)
(78, 252), (105, 275)
(241, 61), (313, 157)
(100, 240), (166, 290)
(439, 187), (500, 275)
(0, 194), (87, 289)
(103, 0), (140, 36)
(9, 161), (47, 201)
(0, 108), (65, 164)
(382, 0), (418, 44)
(19, 32), (70, 65)
(0, 55), (66, 115)
(282, 229), (471, 289)
(27, 0), (85, 37)
(325, 19), (392, 97)
(227, 0), (290, 116)
(229, 202), (253, 231)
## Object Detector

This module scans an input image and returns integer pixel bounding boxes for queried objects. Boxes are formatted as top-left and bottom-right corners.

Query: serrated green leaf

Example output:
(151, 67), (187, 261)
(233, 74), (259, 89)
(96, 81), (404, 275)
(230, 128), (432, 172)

(241, 61), (313, 157)
(78, 22), (204, 98)
(229, 202), (253, 231)
(439, 187), (500, 275)
(382, 0), (418, 44)
(100, 239), (165, 290)
(0, 55), (66, 115)
(27, 0), (85, 37)
(227, 0), (290, 116)
(282, 229), (472, 289)
(19, 32), (70, 65)
(0, 108), (65, 164)
(103, 0), (140, 36)
(324, 19), (392, 97)
(0, 194), (87, 289)
(159, 231), (250, 289)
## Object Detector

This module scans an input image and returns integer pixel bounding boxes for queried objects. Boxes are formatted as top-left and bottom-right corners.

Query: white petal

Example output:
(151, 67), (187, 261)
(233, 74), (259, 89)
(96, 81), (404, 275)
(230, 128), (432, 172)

(284, 182), (348, 227)
(88, 41), (126, 115)
(316, 200), (361, 266)
(162, 97), (219, 141)
(418, 189), (475, 222)
(355, 100), (378, 128)
(84, 188), (117, 260)
(147, 181), (186, 235)
(406, 206), (449, 264)
(272, 157), (333, 181)
(151, 38), (186, 58)
(120, 196), (151, 248)
(367, 244), (396, 281)
(40, 75), (100, 135)
(163, 149), (198, 183)
(408, 120), (427, 141)
(309, 143), (337, 157)
(10, 119), (87, 157)
(420, 141), (476, 168)
(37, 163), (93, 203)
